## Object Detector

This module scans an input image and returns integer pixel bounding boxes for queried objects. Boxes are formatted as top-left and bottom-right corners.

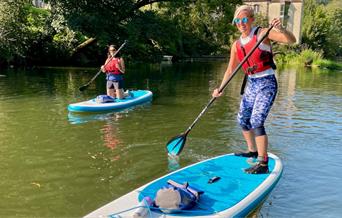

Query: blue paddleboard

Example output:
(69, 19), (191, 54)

(84, 153), (283, 217)
(68, 90), (152, 112)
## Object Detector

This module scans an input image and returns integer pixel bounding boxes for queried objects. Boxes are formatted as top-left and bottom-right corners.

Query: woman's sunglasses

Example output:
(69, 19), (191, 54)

(233, 17), (249, 24)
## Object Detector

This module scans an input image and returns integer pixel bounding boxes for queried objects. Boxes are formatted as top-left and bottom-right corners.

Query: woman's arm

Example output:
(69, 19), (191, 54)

(212, 41), (240, 97)
(261, 18), (296, 44)
(104, 55), (111, 64)
(101, 57), (111, 73)
(118, 58), (125, 74)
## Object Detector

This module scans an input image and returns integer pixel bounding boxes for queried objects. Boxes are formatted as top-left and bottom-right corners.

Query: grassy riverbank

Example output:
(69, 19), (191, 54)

(275, 48), (342, 70)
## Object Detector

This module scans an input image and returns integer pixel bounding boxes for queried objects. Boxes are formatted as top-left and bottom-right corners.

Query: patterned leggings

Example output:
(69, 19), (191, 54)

(237, 75), (278, 136)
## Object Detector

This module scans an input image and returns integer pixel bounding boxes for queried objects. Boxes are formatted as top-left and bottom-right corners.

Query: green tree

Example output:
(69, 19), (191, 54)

(47, 0), (182, 41)
(46, 0), (240, 62)
(123, 11), (180, 62)
(325, 0), (342, 57)
(302, 0), (342, 58)
(0, 0), (29, 65)
(1, 0), (242, 66)
(157, 0), (240, 56)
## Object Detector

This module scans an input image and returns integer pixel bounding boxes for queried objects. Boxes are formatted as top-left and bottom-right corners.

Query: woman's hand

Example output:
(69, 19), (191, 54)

(212, 88), (223, 98)
(101, 65), (106, 73)
(270, 18), (284, 32)
(268, 17), (296, 44)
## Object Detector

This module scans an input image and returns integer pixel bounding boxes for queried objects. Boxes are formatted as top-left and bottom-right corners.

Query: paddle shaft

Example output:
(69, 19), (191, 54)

(184, 26), (274, 135)
(79, 40), (127, 90)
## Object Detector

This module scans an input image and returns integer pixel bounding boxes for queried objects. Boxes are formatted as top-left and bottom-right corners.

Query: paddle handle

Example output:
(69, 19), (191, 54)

(185, 26), (274, 134)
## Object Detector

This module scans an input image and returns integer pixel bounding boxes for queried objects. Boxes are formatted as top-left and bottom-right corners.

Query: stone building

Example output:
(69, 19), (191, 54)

(243, 0), (304, 43)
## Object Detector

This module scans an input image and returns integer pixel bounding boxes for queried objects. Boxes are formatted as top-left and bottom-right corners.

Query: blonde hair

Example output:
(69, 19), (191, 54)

(232, 5), (254, 24)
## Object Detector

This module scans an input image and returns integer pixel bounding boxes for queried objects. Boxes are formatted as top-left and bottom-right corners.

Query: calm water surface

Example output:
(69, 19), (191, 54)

(0, 62), (341, 217)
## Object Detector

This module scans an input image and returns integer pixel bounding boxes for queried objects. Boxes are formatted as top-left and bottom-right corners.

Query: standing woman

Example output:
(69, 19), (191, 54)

(101, 45), (127, 99)
(212, 5), (296, 174)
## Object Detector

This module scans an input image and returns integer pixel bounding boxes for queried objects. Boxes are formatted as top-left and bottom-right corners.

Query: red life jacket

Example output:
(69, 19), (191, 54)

(236, 27), (276, 75)
(104, 58), (121, 75)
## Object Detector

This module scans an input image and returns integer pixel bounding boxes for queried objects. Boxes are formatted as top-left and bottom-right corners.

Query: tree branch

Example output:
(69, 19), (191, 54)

(71, 37), (96, 55)
(133, 0), (174, 11)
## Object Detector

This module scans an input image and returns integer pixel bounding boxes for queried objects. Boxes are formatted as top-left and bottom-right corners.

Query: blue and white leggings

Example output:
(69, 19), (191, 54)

(237, 75), (278, 136)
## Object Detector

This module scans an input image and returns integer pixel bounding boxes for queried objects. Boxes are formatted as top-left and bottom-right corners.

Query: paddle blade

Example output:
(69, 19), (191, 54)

(166, 134), (187, 156)
(79, 84), (89, 92)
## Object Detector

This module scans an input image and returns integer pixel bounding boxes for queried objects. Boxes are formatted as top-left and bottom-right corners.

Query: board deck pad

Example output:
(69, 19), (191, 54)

(84, 153), (282, 218)
(138, 155), (275, 216)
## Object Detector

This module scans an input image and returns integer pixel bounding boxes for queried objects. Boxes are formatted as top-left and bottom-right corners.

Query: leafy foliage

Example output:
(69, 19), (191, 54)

(158, 0), (240, 56)
(1, 0), (243, 66)
(47, 0), (241, 61)
(123, 11), (180, 62)
(275, 47), (342, 70)
(0, 0), (29, 65)
(302, 0), (342, 58)
(1, 0), (341, 67)
(0, 0), (87, 66)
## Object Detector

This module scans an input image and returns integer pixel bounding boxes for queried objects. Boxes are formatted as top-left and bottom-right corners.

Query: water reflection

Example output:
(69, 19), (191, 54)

(67, 102), (151, 124)
(101, 122), (121, 150)
(68, 112), (118, 124)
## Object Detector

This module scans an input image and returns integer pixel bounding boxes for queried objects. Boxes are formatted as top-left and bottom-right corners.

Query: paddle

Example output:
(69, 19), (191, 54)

(79, 40), (128, 92)
(166, 25), (274, 156)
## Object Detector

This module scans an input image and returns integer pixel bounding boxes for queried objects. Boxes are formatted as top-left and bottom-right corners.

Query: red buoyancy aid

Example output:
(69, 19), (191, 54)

(104, 58), (121, 75)
(236, 27), (276, 75)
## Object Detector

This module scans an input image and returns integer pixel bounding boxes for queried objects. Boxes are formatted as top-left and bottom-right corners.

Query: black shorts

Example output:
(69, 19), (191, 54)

(107, 80), (124, 90)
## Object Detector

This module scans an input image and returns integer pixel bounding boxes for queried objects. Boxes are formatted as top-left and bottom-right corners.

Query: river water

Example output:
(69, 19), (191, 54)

(0, 62), (341, 217)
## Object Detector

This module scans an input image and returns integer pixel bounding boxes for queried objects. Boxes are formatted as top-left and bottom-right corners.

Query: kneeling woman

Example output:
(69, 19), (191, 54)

(101, 45), (128, 99)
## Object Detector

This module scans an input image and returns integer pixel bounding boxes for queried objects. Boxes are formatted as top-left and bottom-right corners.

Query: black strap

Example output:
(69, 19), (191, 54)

(240, 46), (249, 95)
(240, 74), (248, 95)
(254, 26), (261, 36)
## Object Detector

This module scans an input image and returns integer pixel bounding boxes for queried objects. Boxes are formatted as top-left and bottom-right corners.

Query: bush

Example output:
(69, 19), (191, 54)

(302, 0), (342, 58)
(274, 47), (342, 70)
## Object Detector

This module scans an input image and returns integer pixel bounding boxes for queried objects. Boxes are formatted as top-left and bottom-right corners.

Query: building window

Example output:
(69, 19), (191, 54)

(32, 0), (49, 8)
(280, 2), (290, 26)
(253, 4), (260, 14)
